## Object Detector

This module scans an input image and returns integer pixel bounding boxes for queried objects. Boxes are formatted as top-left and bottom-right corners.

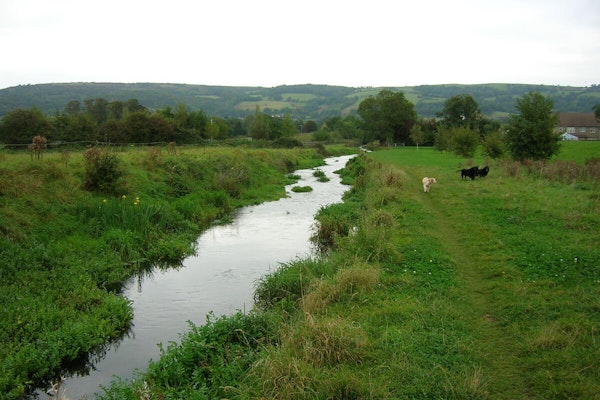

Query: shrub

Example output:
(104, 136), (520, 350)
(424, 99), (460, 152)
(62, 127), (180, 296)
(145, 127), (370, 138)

(450, 127), (479, 158)
(83, 147), (124, 194)
(313, 130), (331, 142)
(482, 131), (505, 159)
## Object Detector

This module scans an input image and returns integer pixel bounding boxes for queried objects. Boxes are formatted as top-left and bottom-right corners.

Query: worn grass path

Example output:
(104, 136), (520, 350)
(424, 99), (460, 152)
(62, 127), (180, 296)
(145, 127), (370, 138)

(410, 179), (528, 397)
(372, 151), (535, 398)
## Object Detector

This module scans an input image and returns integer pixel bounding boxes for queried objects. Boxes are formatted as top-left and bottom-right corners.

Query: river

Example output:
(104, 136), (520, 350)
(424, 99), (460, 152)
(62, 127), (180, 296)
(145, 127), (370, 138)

(38, 154), (355, 399)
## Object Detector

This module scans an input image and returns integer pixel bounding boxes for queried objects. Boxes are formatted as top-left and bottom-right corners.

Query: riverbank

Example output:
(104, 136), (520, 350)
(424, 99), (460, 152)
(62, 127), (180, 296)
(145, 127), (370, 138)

(100, 143), (599, 399)
(0, 144), (353, 398)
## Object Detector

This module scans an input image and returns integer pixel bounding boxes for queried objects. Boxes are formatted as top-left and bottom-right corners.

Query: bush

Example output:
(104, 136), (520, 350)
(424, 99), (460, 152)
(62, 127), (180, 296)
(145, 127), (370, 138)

(450, 127), (479, 158)
(313, 130), (331, 142)
(83, 147), (124, 194)
(482, 131), (505, 159)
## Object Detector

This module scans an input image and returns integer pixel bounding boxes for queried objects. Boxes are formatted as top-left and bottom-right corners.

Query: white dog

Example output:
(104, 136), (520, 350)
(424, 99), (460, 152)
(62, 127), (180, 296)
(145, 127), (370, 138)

(422, 177), (437, 193)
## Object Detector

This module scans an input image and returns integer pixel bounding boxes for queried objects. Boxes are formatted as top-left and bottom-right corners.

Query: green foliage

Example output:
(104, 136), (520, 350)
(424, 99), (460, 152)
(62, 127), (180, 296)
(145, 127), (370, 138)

(97, 144), (599, 399)
(302, 120), (318, 133)
(0, 107), (51, 145)
(0, 146), (334, 398)
(323, 115), (362, 141)
(337, 153), (365, 185)
(291, 185), (313, 192)
(310, 202), (358, 253)
(1, 82), (598, 122)
(438, 94), (482, 129)
(434, 126), (453, 152)
(481, 130), (505, 159)
(434, 126), (479, 157)
(270, 137), (303, 148)
(505, 91), (561, 160)
(449, 126), (479, 158)
(253, 258), (335, 312)
(312, 169), (329, 182)
(312, 129), (330, 142)
(247, 106), (271, 139)
(82, 147), (125, 194)
(357, 89), (417, 145)
(100, 311), (280, 400)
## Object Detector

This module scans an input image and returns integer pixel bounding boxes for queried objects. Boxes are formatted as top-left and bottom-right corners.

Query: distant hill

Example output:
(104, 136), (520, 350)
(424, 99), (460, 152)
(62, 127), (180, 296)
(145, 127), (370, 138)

(1, 82), (598, 121)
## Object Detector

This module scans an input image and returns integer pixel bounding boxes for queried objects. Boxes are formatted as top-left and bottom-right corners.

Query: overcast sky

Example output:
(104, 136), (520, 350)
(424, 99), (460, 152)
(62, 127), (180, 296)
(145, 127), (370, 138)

(1, 0), (598, 90)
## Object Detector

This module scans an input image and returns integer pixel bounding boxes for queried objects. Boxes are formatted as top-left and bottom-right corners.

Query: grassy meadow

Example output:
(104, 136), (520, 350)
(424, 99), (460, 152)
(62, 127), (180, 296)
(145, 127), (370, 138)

(0, 144), (346, 398)
(101, 141), (599, 399)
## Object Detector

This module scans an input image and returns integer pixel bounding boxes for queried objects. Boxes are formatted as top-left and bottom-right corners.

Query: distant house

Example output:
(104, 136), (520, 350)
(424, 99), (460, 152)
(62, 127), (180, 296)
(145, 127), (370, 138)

(555, 112), (599, 140)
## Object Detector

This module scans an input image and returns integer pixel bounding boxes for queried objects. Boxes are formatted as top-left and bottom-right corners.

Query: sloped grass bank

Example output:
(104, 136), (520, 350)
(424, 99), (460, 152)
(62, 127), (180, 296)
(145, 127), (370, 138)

(101, 145), (599, 399)
(0, 145), (342, 398)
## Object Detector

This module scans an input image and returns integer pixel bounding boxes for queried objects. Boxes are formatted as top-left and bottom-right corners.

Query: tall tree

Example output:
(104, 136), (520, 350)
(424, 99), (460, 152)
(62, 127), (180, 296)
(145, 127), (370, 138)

(206, 117), (229, 140)
(108, 101), (124, 120)
(247, 106), (270, 139)
(357, 90), (417, 145)
(64, 100), (81, 115)
(336, 115), (362, 140)
(505, 91), (560, 160)
(53, 113), (97, 142)
(280, 114), (297, 137)
(302, 120), (317, 133)
(173, 103), (190, 128)
(438, 94), (482, 130)
(124, 99), (146, 113)
(225, 117), (246, 137)
(84, 98), (109, 125)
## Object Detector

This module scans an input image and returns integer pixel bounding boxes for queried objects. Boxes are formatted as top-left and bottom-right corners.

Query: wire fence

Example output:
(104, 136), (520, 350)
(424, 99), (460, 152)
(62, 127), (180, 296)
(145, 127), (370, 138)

(0, 140), (171, 149)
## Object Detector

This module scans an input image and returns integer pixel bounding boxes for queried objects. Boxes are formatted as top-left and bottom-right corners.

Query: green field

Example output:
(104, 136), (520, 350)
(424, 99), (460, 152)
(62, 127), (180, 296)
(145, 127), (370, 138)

(100, 142), (600, 399)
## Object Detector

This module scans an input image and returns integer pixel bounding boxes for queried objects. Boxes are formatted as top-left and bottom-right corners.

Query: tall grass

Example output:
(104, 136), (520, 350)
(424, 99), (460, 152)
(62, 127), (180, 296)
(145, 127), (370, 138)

(0, 145), (343, 398)
(97, 142), (599, 399)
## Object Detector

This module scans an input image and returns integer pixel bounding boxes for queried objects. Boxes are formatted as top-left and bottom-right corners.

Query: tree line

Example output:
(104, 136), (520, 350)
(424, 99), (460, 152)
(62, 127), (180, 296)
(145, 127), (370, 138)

(355, 89), (567, 161)
(0, 89), (578, 161)
(0, 98), (328, 146)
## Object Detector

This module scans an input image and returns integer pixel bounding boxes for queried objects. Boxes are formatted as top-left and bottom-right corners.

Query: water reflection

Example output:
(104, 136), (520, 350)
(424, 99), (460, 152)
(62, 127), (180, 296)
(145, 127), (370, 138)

(34, 154), (355, 399)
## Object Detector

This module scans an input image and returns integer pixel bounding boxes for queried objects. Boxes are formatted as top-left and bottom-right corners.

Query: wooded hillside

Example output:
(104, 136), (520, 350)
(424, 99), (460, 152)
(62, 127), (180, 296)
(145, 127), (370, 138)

(1, 82), (598, 121)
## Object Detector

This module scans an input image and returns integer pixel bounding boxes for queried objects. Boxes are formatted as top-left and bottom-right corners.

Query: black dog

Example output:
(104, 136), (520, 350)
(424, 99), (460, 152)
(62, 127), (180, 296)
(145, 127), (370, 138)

(461, 166), (479, 180)
(478, 165), (490, 177)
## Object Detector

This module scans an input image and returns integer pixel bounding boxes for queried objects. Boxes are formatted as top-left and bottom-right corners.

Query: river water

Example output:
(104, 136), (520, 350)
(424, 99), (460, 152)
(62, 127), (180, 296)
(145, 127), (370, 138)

(40, 154), (355, 399)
